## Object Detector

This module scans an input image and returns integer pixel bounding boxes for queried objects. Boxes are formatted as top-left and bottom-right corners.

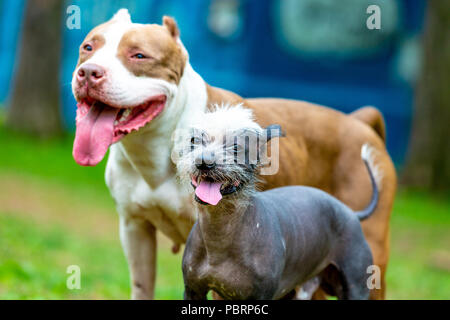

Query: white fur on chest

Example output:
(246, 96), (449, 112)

(106, 147), (194, 243)
(105, 62), (206, 244)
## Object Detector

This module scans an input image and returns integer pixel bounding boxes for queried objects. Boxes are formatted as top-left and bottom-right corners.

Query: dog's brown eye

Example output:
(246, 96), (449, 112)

(83, 44), (93, 52)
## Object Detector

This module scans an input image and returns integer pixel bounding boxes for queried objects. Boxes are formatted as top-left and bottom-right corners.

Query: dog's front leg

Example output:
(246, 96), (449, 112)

(120, 216), (157, 300)
(184, 286), (207, 300)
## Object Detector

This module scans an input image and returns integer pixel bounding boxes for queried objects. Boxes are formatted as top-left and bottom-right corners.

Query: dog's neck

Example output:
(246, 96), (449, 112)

(117, 62), (208, 189)
(196, 190), (254, 264)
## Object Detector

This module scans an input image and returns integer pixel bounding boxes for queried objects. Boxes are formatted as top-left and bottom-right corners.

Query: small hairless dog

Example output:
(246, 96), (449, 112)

(176, 105), (380, 300)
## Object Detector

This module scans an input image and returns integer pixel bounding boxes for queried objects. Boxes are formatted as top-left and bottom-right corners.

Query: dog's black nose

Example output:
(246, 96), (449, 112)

(196, 162), (216, 170)
(195, 154), (216, 170)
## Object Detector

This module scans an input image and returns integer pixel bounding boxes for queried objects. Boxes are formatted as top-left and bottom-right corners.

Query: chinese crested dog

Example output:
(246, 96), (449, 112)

(176, 104), (380, 300)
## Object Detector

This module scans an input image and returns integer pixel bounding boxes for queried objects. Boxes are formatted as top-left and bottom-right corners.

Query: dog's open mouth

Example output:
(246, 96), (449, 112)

(191, 174), (241, 206)
(73, 95), (166, 167)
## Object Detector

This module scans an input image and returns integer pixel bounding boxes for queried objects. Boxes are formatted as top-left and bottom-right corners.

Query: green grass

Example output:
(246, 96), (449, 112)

(0, 125), (113, 207)
(0, 212), (184, 299)
(0, 126), (449, 299)
(387, 189), (450, 299)
(0, 126), (184, 299)
(0, 126), (106, 186)
(0, 213), (128, 299)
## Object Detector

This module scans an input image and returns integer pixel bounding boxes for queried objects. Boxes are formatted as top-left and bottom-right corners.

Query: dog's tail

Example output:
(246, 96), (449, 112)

(355, 144), (382, 221)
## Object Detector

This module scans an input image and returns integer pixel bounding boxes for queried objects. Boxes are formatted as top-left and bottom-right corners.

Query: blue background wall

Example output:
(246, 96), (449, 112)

(0, 0), (426, 163)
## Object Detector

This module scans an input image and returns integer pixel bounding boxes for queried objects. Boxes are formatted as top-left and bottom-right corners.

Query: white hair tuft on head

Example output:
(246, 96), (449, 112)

(112, 9), (132, 23)
(194, 103), (263, 134)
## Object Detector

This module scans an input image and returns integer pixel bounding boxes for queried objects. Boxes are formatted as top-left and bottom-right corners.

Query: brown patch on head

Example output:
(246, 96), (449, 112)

(117, 24), (186, 84)
(76, 20), (113, 67)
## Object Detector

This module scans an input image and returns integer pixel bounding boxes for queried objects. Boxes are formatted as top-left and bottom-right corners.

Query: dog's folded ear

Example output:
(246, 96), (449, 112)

(163, 16), (180, 39)
(264, 124), (285, 142)
(256, 124), (285, 166)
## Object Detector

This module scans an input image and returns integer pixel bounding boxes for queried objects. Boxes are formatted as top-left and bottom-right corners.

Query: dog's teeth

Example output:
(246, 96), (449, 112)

(114, 120), (118, 125)
(123, 108), (131, 117)
(119, 108), (132, 122)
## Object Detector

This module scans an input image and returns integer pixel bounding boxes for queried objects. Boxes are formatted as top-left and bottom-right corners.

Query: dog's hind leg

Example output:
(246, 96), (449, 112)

(119, 216), (157, 300)
(184, 286), (208, 300)
(336, 264), (371, 300)
(320, 263), (369, 300)
(334, 236), (373, 300)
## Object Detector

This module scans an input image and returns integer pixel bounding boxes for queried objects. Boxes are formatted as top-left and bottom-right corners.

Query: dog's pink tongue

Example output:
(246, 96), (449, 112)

(73, 103), (120, 166)
(195, 181), (223, 205)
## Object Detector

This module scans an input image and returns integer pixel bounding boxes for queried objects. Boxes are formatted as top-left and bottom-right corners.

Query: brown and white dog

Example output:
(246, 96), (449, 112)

(71, 9), (396, 300)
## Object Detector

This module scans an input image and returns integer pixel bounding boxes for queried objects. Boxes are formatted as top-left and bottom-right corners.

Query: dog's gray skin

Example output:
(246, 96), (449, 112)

(179, 113), (378, 300)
